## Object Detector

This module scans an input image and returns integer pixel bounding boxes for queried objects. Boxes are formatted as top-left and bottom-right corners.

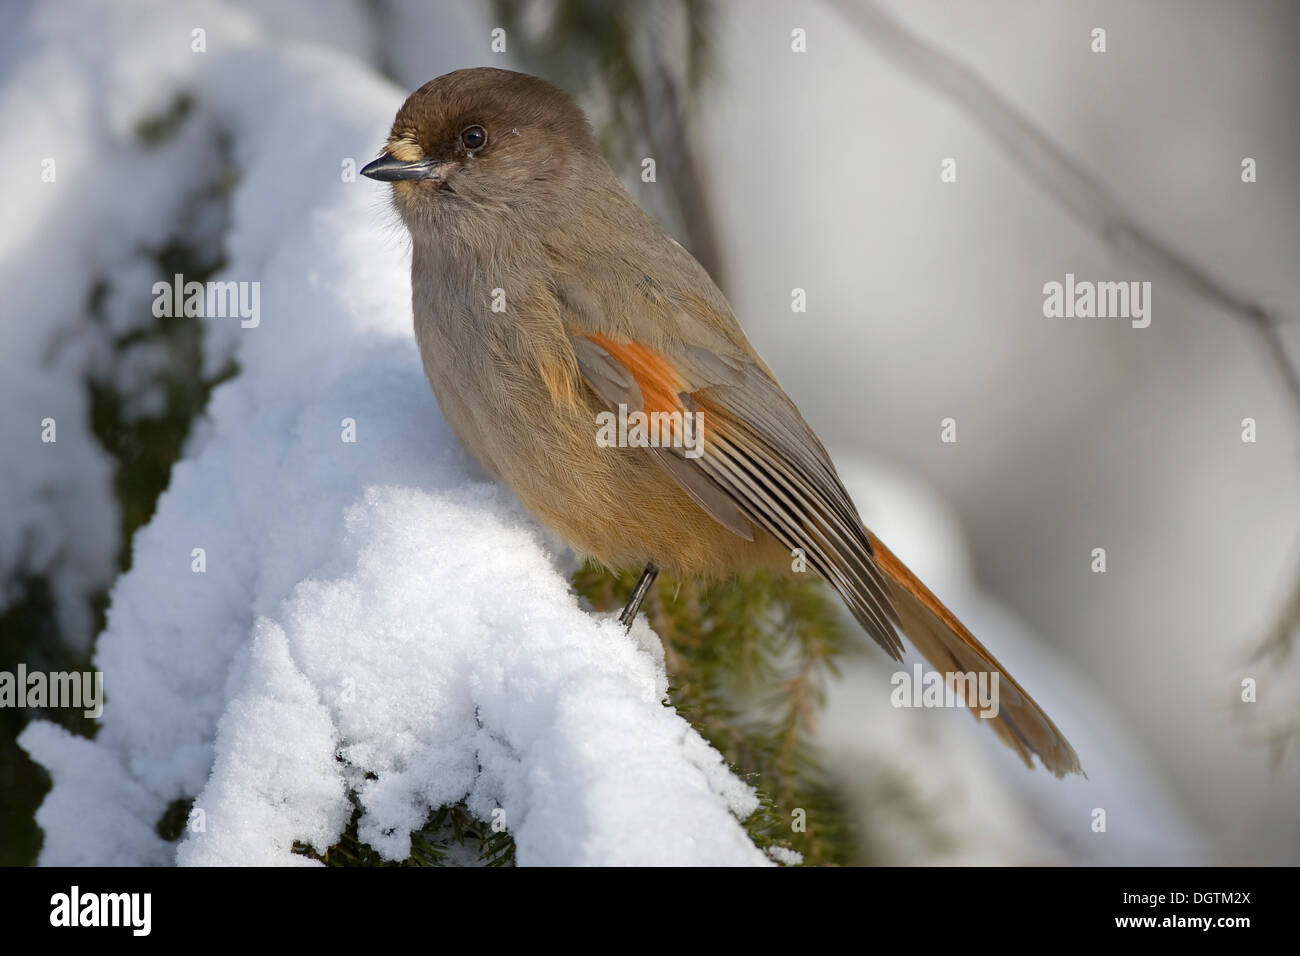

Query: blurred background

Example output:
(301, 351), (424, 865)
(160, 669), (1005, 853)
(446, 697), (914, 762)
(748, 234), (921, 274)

(1, 0), (1297, 865)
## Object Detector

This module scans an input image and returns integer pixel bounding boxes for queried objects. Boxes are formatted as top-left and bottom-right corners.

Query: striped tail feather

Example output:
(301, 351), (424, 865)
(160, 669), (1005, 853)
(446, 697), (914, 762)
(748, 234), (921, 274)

(866, 530), (1084, 778)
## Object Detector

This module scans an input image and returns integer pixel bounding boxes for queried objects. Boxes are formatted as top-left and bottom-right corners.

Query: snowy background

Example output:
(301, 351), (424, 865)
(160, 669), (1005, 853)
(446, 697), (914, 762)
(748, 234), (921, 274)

(2, 0), (1296, 865)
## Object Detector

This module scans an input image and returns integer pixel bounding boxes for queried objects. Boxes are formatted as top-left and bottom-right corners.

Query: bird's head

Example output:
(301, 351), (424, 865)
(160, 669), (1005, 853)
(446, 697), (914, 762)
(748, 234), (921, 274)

(363, 68), (598, 227)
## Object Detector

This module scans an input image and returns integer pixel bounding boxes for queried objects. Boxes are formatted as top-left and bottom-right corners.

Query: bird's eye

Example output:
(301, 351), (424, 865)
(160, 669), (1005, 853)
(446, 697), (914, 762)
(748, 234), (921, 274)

(460, 125), (487, 150)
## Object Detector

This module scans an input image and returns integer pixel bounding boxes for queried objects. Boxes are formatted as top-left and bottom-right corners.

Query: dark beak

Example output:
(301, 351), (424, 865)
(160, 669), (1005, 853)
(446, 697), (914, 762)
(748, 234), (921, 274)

(360, 154), (448, 182)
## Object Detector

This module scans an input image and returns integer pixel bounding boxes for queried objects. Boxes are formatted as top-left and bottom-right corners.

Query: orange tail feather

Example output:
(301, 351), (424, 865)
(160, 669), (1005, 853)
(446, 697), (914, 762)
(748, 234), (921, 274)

(867, 531), (1084, 778)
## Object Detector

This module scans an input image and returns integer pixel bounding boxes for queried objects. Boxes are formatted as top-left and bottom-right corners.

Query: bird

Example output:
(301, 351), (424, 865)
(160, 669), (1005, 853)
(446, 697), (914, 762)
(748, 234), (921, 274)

(362, 67), (1082, 778)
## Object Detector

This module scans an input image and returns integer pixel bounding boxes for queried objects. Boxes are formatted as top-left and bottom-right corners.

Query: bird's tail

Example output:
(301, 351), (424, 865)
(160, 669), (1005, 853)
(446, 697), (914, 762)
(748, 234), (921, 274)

(865, 530), (1084, 778)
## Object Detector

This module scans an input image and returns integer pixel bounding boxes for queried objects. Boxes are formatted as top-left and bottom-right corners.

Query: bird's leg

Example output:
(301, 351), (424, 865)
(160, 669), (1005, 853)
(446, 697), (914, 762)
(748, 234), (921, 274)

(618, 562), (659, 631)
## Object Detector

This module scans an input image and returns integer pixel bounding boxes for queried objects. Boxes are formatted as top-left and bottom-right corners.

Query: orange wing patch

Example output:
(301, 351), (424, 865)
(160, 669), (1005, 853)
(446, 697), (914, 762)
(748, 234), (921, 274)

(584, 333), (690, 417)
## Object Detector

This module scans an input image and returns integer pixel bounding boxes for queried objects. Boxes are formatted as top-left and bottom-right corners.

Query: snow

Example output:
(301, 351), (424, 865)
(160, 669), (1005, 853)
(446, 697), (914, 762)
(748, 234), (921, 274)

(15, 0), (767, 867)
(172, 485), (763, 866)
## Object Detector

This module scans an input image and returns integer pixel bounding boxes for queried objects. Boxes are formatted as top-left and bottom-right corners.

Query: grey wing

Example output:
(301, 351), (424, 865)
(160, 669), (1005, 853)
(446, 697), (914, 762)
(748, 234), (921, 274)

(570, 333), (904, 659)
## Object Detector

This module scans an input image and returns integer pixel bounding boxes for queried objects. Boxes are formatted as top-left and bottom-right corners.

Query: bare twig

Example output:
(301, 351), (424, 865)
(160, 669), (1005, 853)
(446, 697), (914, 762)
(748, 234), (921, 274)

(1245, 545), (1300, 762)
(637, 40), (729, 287)
(1254, 558), (1300, 665)
(826, 0), (1300, 422)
